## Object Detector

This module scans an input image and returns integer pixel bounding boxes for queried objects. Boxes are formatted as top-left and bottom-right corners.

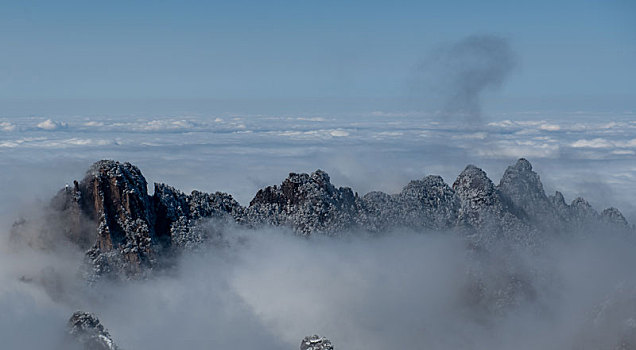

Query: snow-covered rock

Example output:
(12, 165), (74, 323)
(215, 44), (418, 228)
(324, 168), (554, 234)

(300, 335), (334, 350)
(247, 170), (362, 236)
(67, 311), (119, 350)
(23, 158), (632, 281)
(453, 164), (536, 248)
(498, 158), (562, 232)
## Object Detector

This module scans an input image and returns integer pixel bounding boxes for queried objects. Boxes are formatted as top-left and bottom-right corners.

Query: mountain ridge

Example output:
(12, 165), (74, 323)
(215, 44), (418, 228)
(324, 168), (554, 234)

(30, 158), (633, 281)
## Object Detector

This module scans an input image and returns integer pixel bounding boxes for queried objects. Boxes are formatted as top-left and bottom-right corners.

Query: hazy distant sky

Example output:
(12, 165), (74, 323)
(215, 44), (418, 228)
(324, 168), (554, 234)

(1, 0), (635, 112)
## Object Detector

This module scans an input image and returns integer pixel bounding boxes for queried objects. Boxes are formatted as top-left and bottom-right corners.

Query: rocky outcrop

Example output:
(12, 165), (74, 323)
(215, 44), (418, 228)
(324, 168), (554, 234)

(300, 335), (334, 350)
(549, 191), (572, 224)
(52, 161), (155, 279)
(37, 158), (632, 280)
(570, 197), (600, 228)
(601, 207), (630, 228)
(153, 183), (243, 249)
(247, 170), (362, 236)
(452, 164), (535, 247)
(50, 160), (241, 280)
(360, 175), (460, 232)
(497, 158), (563, 233)
(67, 311), (119, 350)
(247, 171), (461, 235)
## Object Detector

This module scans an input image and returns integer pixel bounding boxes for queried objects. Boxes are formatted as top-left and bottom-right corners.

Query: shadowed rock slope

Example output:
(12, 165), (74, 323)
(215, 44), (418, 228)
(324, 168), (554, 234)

(42, 158), (633, 280)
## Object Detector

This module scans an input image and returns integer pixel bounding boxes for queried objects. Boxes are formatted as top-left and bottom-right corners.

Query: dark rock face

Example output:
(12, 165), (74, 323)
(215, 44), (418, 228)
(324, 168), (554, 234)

(53, 161), (155, 279)
(67, 311), (119, 350)
(300, 335), (334, 350)
(40, 158), (633, 280)
(50, 160), (241, 280)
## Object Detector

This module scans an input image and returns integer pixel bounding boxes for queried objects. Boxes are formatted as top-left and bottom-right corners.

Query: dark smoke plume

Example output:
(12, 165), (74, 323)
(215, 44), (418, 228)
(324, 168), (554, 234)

(413, 35), (516, 121)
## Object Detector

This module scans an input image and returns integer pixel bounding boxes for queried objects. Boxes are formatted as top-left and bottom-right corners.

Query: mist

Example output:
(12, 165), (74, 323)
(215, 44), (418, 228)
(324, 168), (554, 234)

(2, 203), (636, 349)
(1, 0), (634, 347)
(1, 108), (634, 350)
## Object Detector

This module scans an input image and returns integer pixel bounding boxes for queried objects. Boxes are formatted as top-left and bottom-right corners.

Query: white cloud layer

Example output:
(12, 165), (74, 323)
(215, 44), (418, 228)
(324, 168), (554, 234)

(0, 110), (635, 349)
(0, 111), (635, 220)
(36, 119), (67, 130)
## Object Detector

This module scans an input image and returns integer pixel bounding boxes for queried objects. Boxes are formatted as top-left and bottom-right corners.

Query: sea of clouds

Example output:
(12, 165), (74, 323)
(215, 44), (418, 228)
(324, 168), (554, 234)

(1, 110), (635, 349)
(1, 110), (635, 220)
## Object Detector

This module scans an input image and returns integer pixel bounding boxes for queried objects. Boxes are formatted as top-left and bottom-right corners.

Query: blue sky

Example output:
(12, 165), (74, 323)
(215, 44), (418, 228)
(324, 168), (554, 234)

(1, 0), (635, 111)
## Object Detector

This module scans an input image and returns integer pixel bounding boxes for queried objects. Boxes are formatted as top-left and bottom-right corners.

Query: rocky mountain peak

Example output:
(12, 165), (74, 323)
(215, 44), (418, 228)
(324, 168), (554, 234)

(453, 165), (497, 204)
(88, 160), (145, 184)
(77, 160), (155, 279)
(601, 207), (629, 227)
(248, 170), (360, 235)
(498, 158), (543, 194)
(251, 169), (338, 207)
(310, 169), (331, 187)
(393, 175), (460, 230)
(67, 311), (119, 350)
(512, 157), (532, 171)
(300, 335), (334, 350)
(571, 197), (597, 217)
(401, 175), (447, 197)
(551, 191), (567, 207)
(451, 163), (538, 245)
(45, 160), (157, 279)
(498, 158), (554, 225)
(86, 160), (150, 221)
(30, 158), (634, 281)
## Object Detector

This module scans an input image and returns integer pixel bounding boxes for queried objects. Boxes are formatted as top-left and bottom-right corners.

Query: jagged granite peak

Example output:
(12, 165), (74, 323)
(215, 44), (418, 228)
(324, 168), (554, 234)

(550, 191), (568, 210)
(498, 158), (553, 220)
(453, 165), (499, 206)
(67, 311), (119, 350)
(153, 183), (243, 249)
(50, 160), (155, 279)
(549, 191), (574, 225)
(300, 335), (334, 350)
(32, 158), (633, 281)
(360, 175), (460, 232)
(48, 160), (243, 280)
(452, 164), (535, 246)
(247, 169), (361, 235)
(601, 207), (629, 228)
(250, 170), (337, 207)
(571, 197), (599, 221)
